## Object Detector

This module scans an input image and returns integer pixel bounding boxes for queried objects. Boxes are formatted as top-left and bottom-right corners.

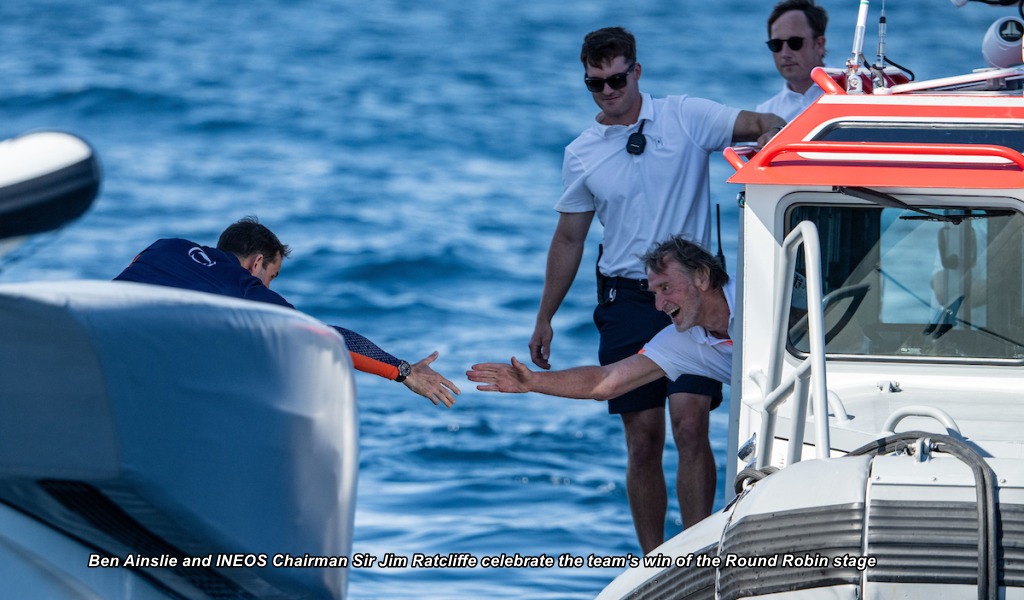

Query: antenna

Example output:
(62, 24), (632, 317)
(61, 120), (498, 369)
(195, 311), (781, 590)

(876, 1), (887, 69)
(847, 0), (871, 93)
(871, 1), (890, 89)
(851, 0), (870, 64)
(716, 204), (726, 272)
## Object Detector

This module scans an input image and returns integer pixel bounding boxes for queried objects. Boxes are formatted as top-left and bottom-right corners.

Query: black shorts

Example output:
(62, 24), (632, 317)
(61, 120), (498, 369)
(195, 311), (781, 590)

(594, 284), (723, 415)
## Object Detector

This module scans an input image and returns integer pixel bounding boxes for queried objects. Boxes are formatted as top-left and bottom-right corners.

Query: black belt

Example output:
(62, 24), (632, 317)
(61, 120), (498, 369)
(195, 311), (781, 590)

(605, 276), (649, 291)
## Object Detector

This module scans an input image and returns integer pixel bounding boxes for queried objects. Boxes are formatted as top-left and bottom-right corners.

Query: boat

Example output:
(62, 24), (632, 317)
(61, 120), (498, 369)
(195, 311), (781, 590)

(597, 2), (1024, 599)
(0, 130), (101, 257)
(0, 133), (360, 599)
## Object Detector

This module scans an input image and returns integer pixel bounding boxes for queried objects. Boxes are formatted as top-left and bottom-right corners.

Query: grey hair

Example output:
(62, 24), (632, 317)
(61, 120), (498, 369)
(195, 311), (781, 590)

(641, 235), (728, 289)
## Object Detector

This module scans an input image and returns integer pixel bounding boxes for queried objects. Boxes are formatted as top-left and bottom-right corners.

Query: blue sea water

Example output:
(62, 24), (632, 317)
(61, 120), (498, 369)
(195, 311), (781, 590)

(0, 1), (1005, 597)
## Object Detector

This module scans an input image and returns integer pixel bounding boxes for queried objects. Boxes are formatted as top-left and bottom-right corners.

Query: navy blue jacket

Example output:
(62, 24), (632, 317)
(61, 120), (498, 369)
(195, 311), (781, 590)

(115, 239), (294, 308)
(115, 238), (404, 379)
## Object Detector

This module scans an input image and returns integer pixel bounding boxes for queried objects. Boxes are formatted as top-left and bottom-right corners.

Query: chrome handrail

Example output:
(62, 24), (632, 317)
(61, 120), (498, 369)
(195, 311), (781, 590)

(883, 405), (963, 437)
(756, 221), (830, 468)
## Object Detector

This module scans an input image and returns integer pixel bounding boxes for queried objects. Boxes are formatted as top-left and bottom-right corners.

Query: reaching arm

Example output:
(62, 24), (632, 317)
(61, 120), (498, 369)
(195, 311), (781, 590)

(732, 110), (786, 148)
(467, 354), (665, 401)
(335, 326), (403, 378)
(401, 351), (461, 408)
(530, 211), (595, 370)
(334, 327), (460, 408)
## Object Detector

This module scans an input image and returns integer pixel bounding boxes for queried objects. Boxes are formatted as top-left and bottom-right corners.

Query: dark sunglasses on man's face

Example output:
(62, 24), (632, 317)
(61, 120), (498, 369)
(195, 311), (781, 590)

(766, 36), (806, 52)
(584, 63), (637, 93)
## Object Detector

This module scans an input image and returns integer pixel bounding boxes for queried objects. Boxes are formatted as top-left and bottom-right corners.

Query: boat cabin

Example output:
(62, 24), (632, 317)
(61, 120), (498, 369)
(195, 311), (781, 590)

(726, 65), (1024, 486)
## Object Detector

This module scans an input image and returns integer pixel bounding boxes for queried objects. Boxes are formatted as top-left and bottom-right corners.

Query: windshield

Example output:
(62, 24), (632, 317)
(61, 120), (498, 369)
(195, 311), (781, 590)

(786, 195), (1024, 361)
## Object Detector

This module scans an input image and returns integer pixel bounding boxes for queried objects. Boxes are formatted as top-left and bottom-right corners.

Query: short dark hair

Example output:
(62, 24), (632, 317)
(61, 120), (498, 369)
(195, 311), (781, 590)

(216, 216), (291, 262)
(580, 27), (636, 69)
(767, 0), (828, 39)
(642, 235), (729, 290)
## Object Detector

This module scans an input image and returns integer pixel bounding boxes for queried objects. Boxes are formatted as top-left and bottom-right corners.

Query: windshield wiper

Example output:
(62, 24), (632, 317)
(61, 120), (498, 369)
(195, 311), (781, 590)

(899, 209), (1015, 222)
(833, 186), (1013, 224)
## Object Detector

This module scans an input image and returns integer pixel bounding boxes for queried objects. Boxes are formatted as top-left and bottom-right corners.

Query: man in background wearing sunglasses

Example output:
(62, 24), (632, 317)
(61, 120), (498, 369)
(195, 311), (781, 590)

(526, 26), (783, 554)
(758, 0), (829, 121)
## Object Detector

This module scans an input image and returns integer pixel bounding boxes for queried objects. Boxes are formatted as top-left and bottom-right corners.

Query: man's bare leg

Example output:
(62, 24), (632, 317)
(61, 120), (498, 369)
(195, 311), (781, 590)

(621, 406), (667, 554)
(669, 393), (714, 529)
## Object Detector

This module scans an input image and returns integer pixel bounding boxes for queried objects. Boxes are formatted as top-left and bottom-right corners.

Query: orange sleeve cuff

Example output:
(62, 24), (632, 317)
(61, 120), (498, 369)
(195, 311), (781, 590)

(350, 351), (401, 380)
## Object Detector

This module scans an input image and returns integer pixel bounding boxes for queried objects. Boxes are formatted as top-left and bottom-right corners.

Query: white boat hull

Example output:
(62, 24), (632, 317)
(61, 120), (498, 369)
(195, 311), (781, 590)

(0, 281), (358, 599)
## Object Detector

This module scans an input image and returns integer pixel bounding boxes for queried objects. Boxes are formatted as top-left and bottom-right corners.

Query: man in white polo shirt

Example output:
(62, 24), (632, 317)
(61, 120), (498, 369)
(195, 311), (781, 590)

(470, 236), (734, 549)
(758, 0), (829, 121)
(526, 25), (779, 555)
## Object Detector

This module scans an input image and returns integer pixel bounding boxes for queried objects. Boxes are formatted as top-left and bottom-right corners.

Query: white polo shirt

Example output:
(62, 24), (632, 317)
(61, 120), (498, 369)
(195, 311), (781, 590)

(639, 278), (736, 384)
(556, 93), (739, 279)
(756, 82), (823, 122)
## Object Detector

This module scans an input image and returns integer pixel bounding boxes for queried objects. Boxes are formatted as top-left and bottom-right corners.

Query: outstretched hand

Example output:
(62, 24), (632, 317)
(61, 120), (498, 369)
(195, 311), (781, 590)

(466, 357), (533, 393)
(402, 351), (460, 408)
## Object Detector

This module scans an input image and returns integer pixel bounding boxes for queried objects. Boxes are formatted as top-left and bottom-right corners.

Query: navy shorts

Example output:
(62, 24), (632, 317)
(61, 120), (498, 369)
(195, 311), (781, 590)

(594, 284), (723, 415)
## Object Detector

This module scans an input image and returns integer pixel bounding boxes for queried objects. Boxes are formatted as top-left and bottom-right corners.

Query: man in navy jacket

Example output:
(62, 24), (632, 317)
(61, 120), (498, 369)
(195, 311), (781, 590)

(115, 216), (459, 407)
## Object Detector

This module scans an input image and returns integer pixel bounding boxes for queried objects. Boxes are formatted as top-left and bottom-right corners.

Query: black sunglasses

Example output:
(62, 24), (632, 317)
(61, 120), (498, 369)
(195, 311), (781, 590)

(766, 36), (806, 52)
(584, 63), (636, 93)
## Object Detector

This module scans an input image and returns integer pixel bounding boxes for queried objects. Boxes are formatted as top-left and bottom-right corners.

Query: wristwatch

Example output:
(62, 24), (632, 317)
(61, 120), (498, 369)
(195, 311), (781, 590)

(395, 360), (412, 383)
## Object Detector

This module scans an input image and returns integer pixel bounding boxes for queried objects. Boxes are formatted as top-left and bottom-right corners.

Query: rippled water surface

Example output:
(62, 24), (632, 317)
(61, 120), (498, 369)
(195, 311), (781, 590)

(1, 1), (1002, 597)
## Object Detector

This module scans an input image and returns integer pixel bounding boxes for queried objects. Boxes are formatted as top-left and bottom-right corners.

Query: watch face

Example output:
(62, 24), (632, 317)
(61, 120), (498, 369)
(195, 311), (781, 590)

(399, 361), (412, 377)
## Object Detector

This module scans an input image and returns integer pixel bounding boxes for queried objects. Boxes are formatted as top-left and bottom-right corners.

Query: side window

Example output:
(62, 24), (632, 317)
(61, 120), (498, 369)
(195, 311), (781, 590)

(815, 122), (1024, 153)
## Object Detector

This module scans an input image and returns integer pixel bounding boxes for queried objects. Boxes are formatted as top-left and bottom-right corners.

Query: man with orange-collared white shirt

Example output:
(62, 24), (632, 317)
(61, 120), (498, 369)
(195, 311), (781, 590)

(468, 236), (734, 551)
